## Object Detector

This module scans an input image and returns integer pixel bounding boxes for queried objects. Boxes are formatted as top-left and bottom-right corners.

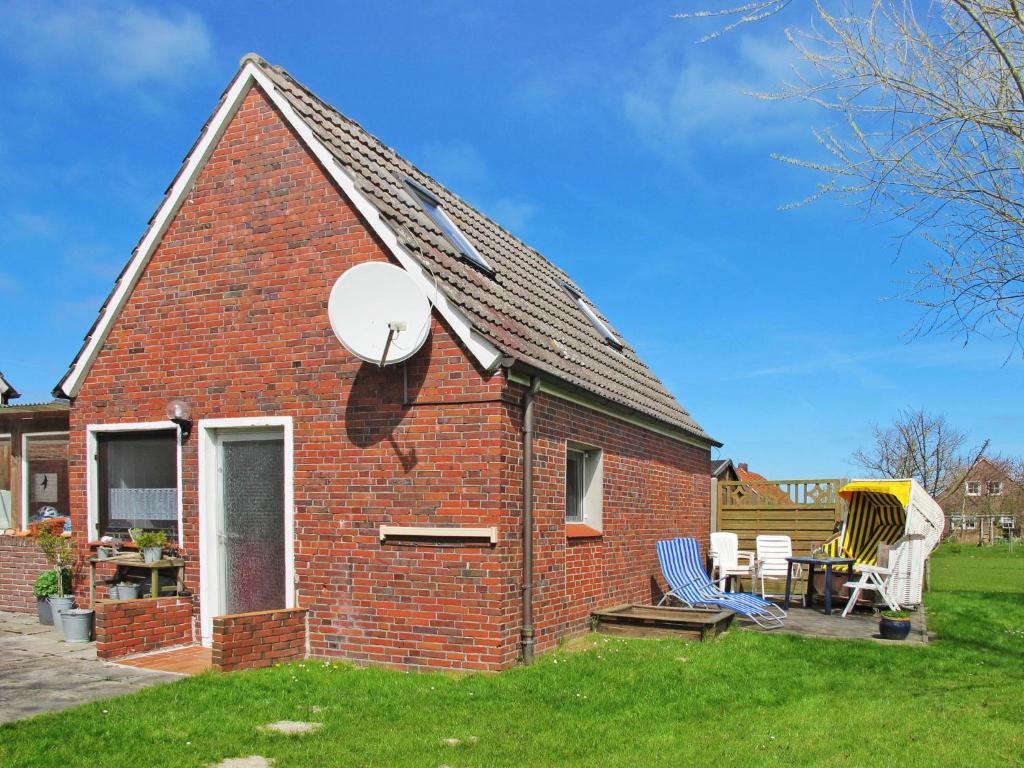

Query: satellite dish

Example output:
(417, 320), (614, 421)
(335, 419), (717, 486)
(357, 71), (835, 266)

(328, 262), (431, 366)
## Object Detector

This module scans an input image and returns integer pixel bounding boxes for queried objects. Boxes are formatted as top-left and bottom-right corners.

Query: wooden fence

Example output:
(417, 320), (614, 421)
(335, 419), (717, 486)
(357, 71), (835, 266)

(717, 479), (845, 556)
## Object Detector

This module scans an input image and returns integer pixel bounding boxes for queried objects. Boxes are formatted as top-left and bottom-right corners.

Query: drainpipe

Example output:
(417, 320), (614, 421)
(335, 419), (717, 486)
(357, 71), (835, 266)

(521, 375), (541, 664)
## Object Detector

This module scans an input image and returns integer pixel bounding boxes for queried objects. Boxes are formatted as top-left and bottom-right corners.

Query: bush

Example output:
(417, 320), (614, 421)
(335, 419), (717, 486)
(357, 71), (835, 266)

(882, 610), (912, 620)
(33, 569), (71, 598)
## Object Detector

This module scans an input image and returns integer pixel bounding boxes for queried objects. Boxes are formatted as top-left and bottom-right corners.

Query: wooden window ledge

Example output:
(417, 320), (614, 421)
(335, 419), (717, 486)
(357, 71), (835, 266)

(566, 523), (603, 539)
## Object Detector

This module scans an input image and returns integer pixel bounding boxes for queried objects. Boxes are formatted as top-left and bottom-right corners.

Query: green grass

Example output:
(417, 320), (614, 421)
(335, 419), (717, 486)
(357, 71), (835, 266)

(2, 543), (1022, 767)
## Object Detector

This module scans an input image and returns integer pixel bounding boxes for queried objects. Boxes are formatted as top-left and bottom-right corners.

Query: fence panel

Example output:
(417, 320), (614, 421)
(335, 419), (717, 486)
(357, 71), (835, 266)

(717, 479), (844, 556)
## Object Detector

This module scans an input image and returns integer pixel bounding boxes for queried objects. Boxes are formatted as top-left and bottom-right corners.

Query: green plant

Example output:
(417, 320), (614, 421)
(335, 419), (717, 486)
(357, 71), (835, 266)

(35, 522), (75, 598)
(881, 610), (912, 620)
(131, 529), (168, 549)
(32, 569), (71, 598)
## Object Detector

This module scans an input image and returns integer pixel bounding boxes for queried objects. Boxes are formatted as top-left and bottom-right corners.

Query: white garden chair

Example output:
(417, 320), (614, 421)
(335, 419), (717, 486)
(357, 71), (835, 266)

(755, 535), (800, 600)
(840, 537), (909, 617)
(709, 531), (755, 592)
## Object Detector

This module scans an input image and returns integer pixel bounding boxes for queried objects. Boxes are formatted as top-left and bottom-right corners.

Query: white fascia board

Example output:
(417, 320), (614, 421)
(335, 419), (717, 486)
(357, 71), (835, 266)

(58, 62), (501, 398)
(247, 65), (502, 373)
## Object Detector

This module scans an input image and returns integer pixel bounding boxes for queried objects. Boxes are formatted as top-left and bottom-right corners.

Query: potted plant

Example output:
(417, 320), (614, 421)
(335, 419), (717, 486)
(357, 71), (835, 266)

(131, 529), (168, 564)
(32, 569), (70, 625)
(36, 522), (77, 633)
(879, 609), (913, 641)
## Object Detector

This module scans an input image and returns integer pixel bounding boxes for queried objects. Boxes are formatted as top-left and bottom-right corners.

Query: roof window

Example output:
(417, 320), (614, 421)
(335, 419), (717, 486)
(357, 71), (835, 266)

(563, 283), (623, 350)
(404, 178), (493, 274)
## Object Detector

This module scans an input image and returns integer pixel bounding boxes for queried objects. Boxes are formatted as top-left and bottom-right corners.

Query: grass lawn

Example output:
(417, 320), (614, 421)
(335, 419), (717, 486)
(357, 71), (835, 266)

(2, 543), (1022, 767)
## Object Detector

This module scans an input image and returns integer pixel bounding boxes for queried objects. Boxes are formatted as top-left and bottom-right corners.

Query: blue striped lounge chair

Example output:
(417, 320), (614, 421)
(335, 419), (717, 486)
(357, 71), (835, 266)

(656, 537), (786, 629)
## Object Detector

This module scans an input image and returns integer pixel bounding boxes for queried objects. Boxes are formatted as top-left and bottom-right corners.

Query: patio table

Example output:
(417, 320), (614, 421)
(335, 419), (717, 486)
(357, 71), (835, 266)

(784, 556), (856, 616)
(88, 554), (185, 606)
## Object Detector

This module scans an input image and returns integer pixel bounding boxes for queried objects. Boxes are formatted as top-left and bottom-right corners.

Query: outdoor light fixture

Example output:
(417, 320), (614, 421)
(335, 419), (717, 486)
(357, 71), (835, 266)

(166, 398), (192, 440)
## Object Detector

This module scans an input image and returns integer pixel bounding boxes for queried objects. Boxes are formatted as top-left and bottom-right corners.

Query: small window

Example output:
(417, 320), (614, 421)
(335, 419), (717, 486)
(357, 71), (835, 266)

(565, 444), (603, 528)
(965, 481), (981, 496)
(404, 179), (493, 273)
(962, 517), (978, 530)
(988, 480), (1003, 496)
(562, 283), (623, 350)
(1000, 516), (1015, 529)
(97, 430), (178, 539)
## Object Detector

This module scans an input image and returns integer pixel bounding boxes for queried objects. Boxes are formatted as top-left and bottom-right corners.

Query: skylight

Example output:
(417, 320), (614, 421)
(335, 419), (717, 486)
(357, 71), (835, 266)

(563, 283), (623, 350)
(404, 179), (493, 274)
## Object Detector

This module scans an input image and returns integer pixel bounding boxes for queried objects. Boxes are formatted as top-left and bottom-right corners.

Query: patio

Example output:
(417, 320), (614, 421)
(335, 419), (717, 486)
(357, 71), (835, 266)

(0, 611), (178, 723)
(740, 603), (929, 644)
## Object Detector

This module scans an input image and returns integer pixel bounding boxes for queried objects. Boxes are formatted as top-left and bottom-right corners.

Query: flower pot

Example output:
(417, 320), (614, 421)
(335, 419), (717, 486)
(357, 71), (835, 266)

(142, 546), (163, 564)
(96, 546), (112, 560)
(61, 609), (94, 643)
(114, 582), (141, 600)
(37, 596), (54, 625)
(47, 595), (75, 633)
(879, 615), (912, 641)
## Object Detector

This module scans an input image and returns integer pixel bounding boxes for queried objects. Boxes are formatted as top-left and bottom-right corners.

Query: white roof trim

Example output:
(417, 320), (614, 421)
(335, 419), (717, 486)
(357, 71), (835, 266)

(57, 61), (501, 398)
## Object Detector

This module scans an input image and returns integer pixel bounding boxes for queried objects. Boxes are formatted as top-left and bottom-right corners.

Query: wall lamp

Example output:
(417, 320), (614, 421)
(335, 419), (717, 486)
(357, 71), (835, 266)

(166, 399), (193, 441)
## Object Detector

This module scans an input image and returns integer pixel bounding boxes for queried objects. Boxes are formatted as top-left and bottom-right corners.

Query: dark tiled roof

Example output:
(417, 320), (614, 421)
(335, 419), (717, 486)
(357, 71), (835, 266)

(255, 58), (716, 445)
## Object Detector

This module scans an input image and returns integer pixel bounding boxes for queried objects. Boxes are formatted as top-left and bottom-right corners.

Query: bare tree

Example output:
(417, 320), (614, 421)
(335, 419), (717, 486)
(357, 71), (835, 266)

(852, 408), (969, 495)
(680, 2), (1024, 355)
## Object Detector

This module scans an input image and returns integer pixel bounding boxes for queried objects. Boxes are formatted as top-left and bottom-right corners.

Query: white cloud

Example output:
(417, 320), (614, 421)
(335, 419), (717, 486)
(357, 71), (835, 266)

(621, 33), (812, 156)
(0, 1), (212, 89)
(483, 198), (537, 232)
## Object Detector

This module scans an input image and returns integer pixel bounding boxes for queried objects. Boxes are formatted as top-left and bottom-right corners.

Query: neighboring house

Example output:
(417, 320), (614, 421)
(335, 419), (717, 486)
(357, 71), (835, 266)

(52, 55), (719, 671)
(0, 371), (19, 406)
(939, 457), (1022, 544)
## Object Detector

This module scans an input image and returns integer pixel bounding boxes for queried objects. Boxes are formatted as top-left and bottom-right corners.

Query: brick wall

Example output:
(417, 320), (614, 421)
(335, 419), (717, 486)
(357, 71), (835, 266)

(95, 596), (194, 659)
(67, 83), (711, 672)
(0, 535), (50, 613)
(212, 608), (307, 672)
(498, 389), (710, 656)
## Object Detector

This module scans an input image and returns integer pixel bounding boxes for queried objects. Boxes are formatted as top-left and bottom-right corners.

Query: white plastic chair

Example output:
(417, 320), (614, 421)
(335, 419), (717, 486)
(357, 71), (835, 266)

(709, 532), (755, 592)
(841, 538), (908, 617)
(755, 535), (800, 599)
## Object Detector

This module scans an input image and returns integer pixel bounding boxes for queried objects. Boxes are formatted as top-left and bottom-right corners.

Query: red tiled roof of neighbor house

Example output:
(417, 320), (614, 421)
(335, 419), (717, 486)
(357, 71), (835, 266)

(54, 54), (718, 448)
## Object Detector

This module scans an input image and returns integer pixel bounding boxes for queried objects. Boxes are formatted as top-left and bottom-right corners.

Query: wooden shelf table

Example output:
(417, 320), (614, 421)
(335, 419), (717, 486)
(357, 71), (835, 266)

(88, 554), (185, 606)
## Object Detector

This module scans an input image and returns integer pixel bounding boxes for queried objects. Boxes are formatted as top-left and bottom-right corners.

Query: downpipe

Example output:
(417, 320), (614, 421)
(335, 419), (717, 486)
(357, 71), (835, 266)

(521, 376), (541, 664)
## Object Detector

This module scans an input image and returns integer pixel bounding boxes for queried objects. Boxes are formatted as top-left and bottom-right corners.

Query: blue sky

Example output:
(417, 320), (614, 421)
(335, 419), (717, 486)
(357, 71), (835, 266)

(0, 1), (1020, 477)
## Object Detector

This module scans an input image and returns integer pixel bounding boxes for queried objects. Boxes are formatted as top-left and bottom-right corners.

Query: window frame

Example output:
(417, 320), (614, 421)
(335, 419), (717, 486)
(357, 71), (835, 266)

(562, 283), (623, 350)
(87, 422), (183, 543)
(564, 442), (604, 531)
(965, 480), (981, 496)
(987, 480), (1003, 496)
(0, 432), (11, 530)
(403, 177), (494, 274)
(962, 516), (978, 530)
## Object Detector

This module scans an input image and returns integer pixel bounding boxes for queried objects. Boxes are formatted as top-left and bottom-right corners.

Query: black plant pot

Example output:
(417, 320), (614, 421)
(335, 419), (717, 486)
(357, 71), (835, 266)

(37, 596), (54, 625)
(879, 616), (911, 641)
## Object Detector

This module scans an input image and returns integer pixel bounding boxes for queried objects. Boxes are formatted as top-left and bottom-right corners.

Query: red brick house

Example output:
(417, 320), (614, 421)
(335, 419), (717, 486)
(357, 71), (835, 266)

(53, 55), (719, 671)
(939, 457), (1022, 544)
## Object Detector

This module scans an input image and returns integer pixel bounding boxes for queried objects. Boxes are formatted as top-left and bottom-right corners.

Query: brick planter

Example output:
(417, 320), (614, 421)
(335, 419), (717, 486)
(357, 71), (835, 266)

(0, 535), (50, 613)
(95, 596), (194, 660)
(212, 608), (307, 672)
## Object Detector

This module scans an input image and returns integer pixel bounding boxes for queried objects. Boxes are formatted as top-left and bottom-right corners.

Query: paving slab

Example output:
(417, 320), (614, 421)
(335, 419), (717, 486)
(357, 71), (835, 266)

(0, 610), (179, 724)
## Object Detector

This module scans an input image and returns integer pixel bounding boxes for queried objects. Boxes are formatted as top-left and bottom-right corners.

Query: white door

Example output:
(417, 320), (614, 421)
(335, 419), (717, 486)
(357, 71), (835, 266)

(200, 426), (288, 643)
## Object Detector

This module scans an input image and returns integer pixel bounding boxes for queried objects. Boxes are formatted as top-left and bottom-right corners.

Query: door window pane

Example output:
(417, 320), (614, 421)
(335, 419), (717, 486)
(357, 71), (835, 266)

(222, 438), (285, 615)
(98, 430), (177, 538)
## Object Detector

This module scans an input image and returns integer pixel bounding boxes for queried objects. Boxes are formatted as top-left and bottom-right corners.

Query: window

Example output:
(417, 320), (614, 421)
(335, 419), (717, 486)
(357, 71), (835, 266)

(23, 433), (69, 531)
(1000, 516), (1016, 529)
(988, 480), (1003, 496)
(97, 430), (178, 539)
(962, 517), (978, 530)
(562, 283), (623, 350)
(404, 178), (493, 273)
(565, 444), (603, 529)
(0, 434), (11, 530)
(965, 480), (981, 496)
